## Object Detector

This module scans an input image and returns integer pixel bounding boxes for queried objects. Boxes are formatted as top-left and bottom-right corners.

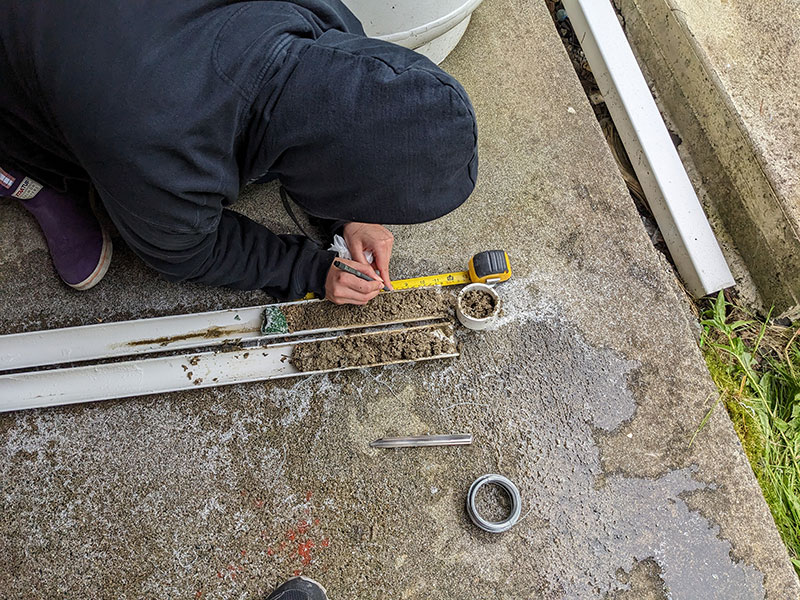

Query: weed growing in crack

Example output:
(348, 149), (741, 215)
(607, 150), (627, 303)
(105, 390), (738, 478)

(700, 291), (800, 574)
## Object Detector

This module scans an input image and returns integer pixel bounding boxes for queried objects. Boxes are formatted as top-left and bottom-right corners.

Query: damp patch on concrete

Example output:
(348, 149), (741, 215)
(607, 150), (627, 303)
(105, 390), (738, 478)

(0, 275), (767, 598)
(389, 276), (767, 599)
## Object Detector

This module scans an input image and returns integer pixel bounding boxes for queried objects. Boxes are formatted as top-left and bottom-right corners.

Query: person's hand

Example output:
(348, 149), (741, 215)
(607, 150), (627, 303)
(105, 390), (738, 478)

(324, 257), (384, 305)
(342, 222), (394, 290)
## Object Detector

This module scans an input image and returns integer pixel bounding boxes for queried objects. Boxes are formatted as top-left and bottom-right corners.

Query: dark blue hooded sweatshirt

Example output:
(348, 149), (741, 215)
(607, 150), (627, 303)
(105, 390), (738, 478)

(0, 0), (478, 299)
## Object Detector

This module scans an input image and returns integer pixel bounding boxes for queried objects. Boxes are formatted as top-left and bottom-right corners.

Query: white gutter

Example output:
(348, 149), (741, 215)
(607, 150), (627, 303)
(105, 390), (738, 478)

(562, 0), (734, 296)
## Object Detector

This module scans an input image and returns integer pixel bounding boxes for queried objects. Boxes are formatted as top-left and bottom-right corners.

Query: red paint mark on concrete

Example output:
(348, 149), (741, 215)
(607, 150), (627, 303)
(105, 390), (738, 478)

(216, 563), (244, 581)
(297, 540), (315, 565)
(259, 489), (332, 571)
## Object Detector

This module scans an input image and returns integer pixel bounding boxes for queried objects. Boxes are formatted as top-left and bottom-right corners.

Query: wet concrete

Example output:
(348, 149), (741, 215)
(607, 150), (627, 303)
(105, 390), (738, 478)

(1, 0), (798, 598)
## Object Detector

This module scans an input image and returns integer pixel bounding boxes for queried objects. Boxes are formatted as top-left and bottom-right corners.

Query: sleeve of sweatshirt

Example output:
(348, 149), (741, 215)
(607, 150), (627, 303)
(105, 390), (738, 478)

(97, 185), (336, 300)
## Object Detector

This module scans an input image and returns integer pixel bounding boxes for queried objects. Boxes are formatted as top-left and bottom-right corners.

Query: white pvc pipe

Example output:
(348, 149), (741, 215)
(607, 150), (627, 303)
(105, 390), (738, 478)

(0, 341), (297, 412)
(0, 304), (266, 371)
(0, 300), (437, 371)
(0, 324), (458, 413)
(562, 0), (734, 296)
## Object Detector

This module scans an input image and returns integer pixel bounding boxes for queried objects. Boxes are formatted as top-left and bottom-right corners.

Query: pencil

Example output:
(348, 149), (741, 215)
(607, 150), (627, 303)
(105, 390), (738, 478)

(333, 260), (391, 291)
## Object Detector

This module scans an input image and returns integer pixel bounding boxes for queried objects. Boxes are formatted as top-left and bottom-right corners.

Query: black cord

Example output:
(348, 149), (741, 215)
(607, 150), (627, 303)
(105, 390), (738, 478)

(279, 185), (320, 244)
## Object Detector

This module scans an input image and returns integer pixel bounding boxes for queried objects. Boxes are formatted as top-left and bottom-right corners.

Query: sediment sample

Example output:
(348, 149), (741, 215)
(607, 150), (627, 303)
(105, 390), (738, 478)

(460, 289), (497, 319)
(291, 325), (456, 372)
(283, 288), (449, 332)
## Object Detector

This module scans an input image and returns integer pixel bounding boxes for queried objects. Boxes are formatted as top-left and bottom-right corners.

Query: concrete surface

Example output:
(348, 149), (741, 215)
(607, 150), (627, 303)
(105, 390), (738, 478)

(615, 0), (800, 316)
(1, 0), (798, 598)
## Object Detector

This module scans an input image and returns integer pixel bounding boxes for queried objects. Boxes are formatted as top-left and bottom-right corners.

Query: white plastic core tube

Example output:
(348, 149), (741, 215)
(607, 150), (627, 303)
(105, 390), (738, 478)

(456, 283), (500, 330)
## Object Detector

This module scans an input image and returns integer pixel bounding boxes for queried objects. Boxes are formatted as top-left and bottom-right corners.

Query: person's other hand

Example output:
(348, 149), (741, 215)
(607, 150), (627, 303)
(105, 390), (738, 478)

(342, 222), (394, 290)
(324, 257), (384, 305)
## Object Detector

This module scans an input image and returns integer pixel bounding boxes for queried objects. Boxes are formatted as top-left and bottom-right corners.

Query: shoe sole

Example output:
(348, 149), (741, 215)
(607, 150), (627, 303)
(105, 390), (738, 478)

(69, 229), (113, 291)
(286, 576), (328, 596)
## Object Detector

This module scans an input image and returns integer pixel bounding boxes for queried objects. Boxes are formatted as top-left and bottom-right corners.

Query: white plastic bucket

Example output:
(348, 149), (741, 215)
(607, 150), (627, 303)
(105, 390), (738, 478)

(341, 0), (484, 64)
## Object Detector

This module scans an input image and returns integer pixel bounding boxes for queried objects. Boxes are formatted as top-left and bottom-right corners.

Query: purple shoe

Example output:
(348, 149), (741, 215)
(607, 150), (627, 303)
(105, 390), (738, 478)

(1, 167), (112, 290)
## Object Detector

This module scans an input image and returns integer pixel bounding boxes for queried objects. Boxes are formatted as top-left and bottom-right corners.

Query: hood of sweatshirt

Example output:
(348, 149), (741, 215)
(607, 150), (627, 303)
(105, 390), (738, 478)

(248, 24), (478, 225)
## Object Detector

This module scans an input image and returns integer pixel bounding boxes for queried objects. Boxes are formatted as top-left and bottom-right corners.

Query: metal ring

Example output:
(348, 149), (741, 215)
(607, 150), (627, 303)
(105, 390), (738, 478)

(466, 474), (521, 533)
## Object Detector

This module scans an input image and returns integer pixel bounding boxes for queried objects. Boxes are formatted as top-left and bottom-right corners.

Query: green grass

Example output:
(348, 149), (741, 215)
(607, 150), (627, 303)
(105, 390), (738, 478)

(700, 292), (800, 573)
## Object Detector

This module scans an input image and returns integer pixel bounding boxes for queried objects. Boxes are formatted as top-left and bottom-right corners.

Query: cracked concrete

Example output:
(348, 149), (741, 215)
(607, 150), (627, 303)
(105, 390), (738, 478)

(1, 0), (798, 598)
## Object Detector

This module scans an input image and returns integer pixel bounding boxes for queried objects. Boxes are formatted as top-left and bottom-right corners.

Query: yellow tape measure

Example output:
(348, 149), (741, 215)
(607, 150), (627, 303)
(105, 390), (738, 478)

(394, 250), (512, 289)
(303, 250), (511, 299)
(392, 271), (472, 289)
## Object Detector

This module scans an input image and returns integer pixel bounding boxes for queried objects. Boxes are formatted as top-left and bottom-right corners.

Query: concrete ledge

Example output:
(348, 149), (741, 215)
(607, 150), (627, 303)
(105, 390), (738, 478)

(616, 0), (800, 315)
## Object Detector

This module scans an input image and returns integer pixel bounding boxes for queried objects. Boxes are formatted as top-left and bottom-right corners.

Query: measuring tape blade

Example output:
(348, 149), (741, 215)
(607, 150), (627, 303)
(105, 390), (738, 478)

(301, 270), (471, 299)
(391, 271), (471, 290)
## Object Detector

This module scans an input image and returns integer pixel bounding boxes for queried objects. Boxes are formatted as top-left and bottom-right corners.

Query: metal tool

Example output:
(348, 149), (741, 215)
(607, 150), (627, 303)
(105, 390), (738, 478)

(392, 249), (512, 290)
(369, 433), (473, 448)
(333, 259), (391, 292)
(466, 474), (522, 533)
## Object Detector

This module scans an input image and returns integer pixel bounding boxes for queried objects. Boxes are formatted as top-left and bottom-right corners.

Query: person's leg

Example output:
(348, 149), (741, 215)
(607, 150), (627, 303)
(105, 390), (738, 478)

(0, 166), (112, 290)
(265, 576), (328, 600)
(251, 171), (280, 185)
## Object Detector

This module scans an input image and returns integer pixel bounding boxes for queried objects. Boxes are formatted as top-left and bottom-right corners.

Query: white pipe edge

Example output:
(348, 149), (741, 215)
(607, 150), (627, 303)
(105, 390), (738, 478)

(562, 0), (734, 297)
(375, 0), (484, 47)
(0, 323), (458, 413)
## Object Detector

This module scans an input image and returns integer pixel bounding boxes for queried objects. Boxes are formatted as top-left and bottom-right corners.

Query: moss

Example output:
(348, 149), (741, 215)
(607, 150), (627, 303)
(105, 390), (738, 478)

(700, 292), (800, 572)
(703, 350), (767, 471)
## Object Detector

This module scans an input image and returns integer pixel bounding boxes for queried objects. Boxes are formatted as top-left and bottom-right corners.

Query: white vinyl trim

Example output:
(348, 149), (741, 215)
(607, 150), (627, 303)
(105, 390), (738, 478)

(562, 0), (734, 296)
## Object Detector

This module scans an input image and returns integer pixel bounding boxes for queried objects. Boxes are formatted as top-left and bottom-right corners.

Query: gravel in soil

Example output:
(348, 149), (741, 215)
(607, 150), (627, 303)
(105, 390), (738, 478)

(460, 289), (497, 319)
(291, 325), (456, 372)
(283, 288), (450, 333)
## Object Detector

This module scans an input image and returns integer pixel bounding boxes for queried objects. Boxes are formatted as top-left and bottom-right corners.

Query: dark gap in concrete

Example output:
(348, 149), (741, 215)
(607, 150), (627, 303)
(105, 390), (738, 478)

(544, 1), (679, 266)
